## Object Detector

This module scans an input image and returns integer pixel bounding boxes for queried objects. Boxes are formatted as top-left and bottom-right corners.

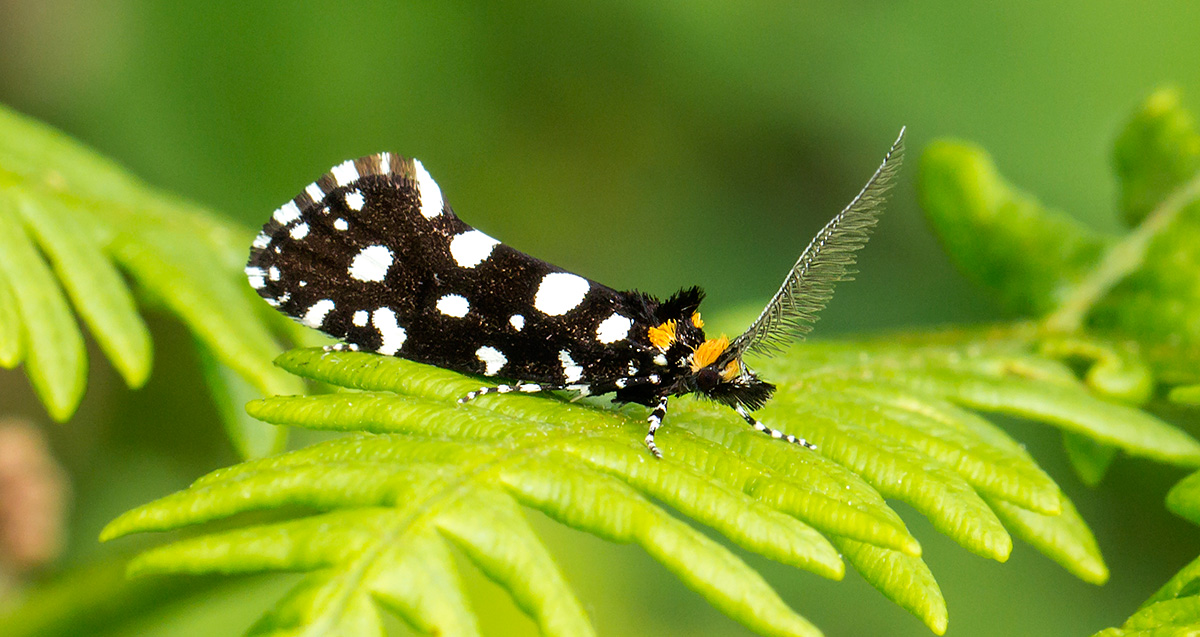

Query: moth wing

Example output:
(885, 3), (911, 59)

(247, 154), (652, 384)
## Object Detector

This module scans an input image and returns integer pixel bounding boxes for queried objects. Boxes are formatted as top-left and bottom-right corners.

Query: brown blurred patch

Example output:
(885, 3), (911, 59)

(0, 419), (69, 584)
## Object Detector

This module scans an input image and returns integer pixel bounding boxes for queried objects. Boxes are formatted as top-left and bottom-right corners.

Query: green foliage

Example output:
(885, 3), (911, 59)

(1156, 462), (1200, 636)
(917, 141), (1109, 317)
(1114, 88), (1200, 227)
(0, 556), (230, 637)
(919, 88), (1200, 637)
(5, 82), (1194, 635)
(919, 88), (1200, 391)
(1090, 553), (1200, 636)
(103, 325), (1200, 636)
(0, 103), (300, 455)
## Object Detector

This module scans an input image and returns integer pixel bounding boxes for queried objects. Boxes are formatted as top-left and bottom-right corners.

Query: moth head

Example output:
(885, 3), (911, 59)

(685, 333), (776, 410)
(647, 287), (776, 408)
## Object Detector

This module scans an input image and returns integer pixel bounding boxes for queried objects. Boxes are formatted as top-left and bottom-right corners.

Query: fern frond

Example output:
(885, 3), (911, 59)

(1095, 471), (1200, 635)
(918, 88), (1200, 399)
(0, 102), (300, 449)
(104, 324), (1199, 636)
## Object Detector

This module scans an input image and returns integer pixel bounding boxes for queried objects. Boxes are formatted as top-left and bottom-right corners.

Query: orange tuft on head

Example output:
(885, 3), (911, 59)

(691, 312), (704, 329)
(691, 335), (730, 371)
(648, 320), (677, 350)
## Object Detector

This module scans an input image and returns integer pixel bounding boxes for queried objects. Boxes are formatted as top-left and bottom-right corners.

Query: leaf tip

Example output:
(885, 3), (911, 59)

(901, 536), (923, 557)
(98, 517), (130, 543)
(115, 340), (154, 390)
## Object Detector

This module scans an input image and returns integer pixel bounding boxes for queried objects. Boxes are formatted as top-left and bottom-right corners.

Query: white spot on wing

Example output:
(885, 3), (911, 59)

(413, 159), (444, 219)
(273, 201), (301, 225)
(476, 346), (507, 376)
(352, 310), (368, 327)
(331, 160), (360, 187)
(449, 230), (500, 268)
(348, 244), (394, 282)
(379, 152), (392, 174)
(559, 350), (583, 383)
(436, 294), (470, 317)
(245, 266), (266, 289)
(268, 266), (281, 281)
(509, 314), (525, 331)
(653, 353), (668, 366)
(305, 182), (325, 204)
(253, 232), (271, 249)
(290, 222), (310, 240)
(596, 313), (632, 344)
(372, 307), (407, 355)
(301, 299), (335, 328)
(344, 190), (365, 211)
(334, 218), (349, 231)
(535, 272), (590, 316)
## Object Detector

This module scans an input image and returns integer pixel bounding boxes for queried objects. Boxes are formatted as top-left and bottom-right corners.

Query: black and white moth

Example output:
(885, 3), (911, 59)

(247, 129), (904, 457)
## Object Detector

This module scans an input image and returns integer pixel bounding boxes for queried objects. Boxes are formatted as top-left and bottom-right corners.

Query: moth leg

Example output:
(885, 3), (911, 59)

(565, 384), (594, 402)
(590, 373), (665, 393)
(323, 342), (360, 352)
(457, 382), (553, 404)
(644, 395), (670, 458)
(734, 404), (816, 450)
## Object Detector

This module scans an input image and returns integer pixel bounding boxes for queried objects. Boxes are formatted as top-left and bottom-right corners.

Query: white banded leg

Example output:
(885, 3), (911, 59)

(323, 342), (360, 352)
(591, 374), (656, 392)
(734, 404), (816, 450)
(644, 395), (670, 458)
(457, 382), (551, 403)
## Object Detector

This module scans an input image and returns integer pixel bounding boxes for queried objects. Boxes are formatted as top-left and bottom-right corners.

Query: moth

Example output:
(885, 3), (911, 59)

(247, 128), (904, 457)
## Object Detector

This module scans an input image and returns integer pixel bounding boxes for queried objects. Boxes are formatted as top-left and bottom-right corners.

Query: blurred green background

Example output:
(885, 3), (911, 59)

(1, 1), (1199, 635)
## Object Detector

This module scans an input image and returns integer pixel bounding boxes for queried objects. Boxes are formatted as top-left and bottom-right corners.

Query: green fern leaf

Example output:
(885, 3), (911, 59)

(1091, 554), (1200, 636)
(1167, 469), (1200, 525)
(1098, 462), (1200, 634)
(0, 102), (301, 442)
(918, 141), (1109, 318)
(197, 345), (289, 459)
(0, 267), (21, 366)
(918, 89), (1200, 396)
(1114, 88), (1200, 226)
(104, 324), (1198, 636)
(0, 191), (88, 419)
(921, 87), (1200, 637)
(919, 88), (1200, 488)
(1091, 597), (1200, 637)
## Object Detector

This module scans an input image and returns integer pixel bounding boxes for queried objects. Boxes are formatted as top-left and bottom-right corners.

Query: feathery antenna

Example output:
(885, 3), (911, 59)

(729, 127), (906, 357)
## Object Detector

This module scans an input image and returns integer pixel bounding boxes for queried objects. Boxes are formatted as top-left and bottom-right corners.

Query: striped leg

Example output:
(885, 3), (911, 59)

(461, 373), (665, 405)
(576, 373), (661, 397)
(323, 342), (360, 352)
(644, 395), (670, 458)
(734, 404), (816, 450)
(457, 382), (552, 403)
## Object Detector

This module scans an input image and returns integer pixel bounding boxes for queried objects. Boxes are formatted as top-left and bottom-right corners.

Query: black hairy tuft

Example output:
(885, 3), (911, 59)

(657, 286), (705, 322)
